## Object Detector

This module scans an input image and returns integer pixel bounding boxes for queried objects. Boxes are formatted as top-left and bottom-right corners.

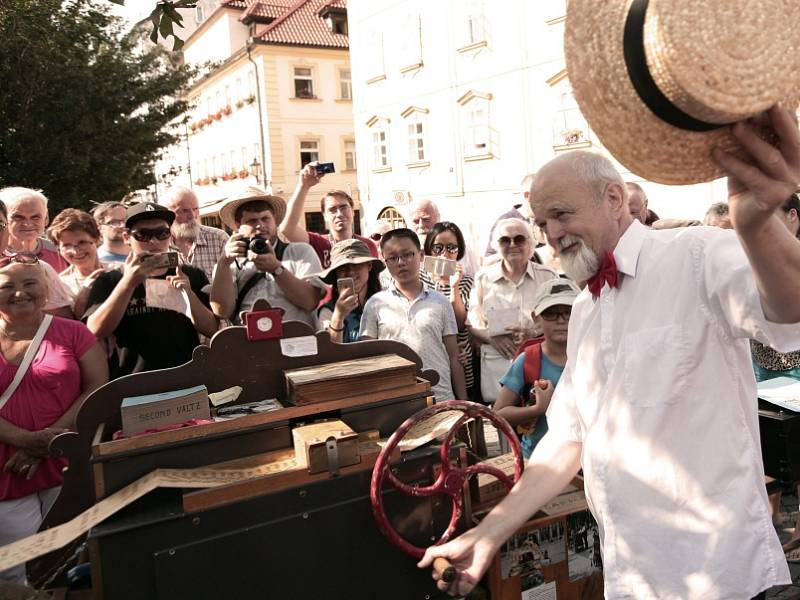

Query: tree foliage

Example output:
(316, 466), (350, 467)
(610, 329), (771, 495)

(109, 0), (197, 51)
(0, 0), (196, 213)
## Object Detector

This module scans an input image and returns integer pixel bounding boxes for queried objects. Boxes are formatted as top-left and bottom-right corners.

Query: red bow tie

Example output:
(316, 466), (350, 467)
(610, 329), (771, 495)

(587, 251), (620, 300)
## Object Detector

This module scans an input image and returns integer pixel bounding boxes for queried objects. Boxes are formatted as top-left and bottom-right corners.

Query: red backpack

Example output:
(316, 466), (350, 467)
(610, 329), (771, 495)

(518, 336), (545, 386)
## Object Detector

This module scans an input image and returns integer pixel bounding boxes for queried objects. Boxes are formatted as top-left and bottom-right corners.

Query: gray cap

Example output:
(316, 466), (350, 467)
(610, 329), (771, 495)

(532, 278), (581, 315)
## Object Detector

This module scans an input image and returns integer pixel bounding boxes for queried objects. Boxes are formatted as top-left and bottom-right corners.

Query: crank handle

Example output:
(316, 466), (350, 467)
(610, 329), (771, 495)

(433, 557), (457, 584)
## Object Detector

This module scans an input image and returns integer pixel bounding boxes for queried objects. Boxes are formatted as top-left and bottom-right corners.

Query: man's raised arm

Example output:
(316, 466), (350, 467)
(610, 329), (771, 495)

(278, 163), (323, 244)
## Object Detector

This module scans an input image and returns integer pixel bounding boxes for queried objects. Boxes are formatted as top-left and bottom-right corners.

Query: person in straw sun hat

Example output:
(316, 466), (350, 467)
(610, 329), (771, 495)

(418, 3), (800, 598)
(565, 0), (800, 185)
(210, 186), (327, 327)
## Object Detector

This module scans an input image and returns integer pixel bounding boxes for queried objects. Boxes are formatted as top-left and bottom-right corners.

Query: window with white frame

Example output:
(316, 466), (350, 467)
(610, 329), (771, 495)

(241, 146), (248, 169)
(458, 92), (492, 156)
(463, 0), (488, 46)
(195, 4), (204, 23)
(248, 71), (256, 96)
(206, 96), (212, 116)
(236, 78), (242, 102)
(339, 68), (352, 100)
(397, 14), (423, 70)
(215, 91), (222, 113)
(293, 67), (315, 99)
(212, 156), (218, 177)
(365, 31), (385, 80)
(401, 108), (428, 163)
(344, 140), (356, 171)
(369, 121), (390, 169)
(551, 83), (589, 146)
(300, 140), (319, 167)
(230, 150), (237, 171)
(224, 85), (231, 107)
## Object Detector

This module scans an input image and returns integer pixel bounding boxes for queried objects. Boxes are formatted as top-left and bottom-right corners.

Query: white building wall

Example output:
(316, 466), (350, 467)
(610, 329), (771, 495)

(348, 0), (726, 258)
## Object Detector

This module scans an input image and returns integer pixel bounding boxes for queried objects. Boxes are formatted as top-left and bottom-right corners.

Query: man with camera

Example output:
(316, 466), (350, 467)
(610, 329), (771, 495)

(210, 187), (326, 327)
(279, 162), (377, 269)
(85, 202), (218, 375)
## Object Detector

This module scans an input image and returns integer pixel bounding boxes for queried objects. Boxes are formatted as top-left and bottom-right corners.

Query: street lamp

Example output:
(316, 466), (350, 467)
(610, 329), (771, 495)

(250, 158), (262, 185)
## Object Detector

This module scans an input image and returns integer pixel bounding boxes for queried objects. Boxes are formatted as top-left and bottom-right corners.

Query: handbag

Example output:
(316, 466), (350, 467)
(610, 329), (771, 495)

(0, 314), (53, 412)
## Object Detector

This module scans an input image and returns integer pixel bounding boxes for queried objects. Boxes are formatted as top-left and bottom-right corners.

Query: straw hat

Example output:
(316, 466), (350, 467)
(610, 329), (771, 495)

(219, 186), (286, 230)
(565, 0), (800, 185)
(318, 238), (384, 284)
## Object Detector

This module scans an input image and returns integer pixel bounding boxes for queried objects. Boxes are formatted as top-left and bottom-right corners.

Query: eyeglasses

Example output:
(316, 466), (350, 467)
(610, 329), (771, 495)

(103, 219), (126, 228)
(0, 254), (39, 269)
(59, 240), (96, 253)
(498, 234), (529, 247)
(384, 251), (417, 265)
(130, 227), (171, 242)
(540, 307), (571, 322)
(431, 243), (459, 256)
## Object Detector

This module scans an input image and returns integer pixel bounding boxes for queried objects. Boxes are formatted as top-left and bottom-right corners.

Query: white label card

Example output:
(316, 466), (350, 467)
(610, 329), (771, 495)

(280, 335), (318, 357)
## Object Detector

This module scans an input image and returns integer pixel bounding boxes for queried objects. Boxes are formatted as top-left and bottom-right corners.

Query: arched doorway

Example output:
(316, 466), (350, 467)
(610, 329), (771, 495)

(377, 206), (407, 229)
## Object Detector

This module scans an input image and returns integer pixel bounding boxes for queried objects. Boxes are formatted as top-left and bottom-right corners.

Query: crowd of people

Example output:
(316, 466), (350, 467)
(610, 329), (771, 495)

(0, 147), (799, 592)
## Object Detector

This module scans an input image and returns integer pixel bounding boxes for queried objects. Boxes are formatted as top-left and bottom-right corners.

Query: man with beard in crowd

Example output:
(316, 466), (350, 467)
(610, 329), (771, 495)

(163, 187), (228, 281)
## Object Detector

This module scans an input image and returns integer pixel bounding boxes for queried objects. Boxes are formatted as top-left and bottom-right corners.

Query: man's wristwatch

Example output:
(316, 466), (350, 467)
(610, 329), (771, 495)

(271, 265), (285, 277)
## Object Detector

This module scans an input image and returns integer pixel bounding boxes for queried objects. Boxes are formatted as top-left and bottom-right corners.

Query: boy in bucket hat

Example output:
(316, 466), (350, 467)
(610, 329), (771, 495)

(494, 279), (579, 459)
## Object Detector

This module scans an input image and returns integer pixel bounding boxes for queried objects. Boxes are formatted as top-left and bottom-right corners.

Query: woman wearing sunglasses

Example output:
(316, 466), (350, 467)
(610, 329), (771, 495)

(0, 255), (107, 583)
(48, 209), (111, 318)
(467, 218), (558, 404)
(421, 222), (476, 397)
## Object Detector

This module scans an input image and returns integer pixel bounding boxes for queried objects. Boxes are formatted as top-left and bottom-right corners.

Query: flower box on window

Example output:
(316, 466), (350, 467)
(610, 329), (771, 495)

(244, 95), (256, 105)
(213, 111), (223, 121)
(235, 100), (244, 109)
(560, 128), (585, 145)
(222, 105), (232, 116)
(238, 169), (250, 179)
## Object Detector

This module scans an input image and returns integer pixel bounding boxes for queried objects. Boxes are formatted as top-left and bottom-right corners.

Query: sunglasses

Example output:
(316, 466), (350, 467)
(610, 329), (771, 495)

(0, 254), (40, 269)
(540, 307), (571, 322)
(130, 227), (171, 242)
(431, 243), (459, 256)
(498, 234), (529, 247)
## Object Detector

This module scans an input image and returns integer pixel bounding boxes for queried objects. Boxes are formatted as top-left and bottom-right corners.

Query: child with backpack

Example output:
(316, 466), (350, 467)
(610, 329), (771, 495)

(493, 278), (580, 458)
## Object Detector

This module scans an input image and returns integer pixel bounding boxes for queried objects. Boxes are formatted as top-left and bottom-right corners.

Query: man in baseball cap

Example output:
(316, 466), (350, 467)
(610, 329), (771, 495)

(85, 202), (217, 376)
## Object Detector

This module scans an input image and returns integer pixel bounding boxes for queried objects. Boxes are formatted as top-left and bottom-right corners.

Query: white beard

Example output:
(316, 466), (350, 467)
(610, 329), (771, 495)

(556, 235), (599, 283)
(172, 220), (200, 240)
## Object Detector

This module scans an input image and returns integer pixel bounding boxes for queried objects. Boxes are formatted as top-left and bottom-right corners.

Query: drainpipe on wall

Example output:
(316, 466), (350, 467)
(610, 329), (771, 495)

(246, 38), (269, 191)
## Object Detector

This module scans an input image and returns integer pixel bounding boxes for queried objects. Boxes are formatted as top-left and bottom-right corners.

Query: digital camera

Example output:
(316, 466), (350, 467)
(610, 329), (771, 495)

(241, 237), (271, 255)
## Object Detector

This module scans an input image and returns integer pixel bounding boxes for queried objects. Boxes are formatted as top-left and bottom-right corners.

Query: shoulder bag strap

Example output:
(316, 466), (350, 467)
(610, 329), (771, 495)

(0, 314), (54, 412)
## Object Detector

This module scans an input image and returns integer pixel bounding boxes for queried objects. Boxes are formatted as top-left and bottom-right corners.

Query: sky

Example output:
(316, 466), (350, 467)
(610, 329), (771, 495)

(109, 0), (154, 28)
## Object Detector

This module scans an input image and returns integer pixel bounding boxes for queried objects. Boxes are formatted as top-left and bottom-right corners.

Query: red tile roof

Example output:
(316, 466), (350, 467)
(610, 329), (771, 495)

(257, 0), (348, 48)
(221, 0), (347, 49)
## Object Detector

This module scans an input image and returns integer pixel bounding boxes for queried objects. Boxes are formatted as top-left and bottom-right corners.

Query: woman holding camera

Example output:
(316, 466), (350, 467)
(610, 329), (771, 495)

(0, 256), (107, 583)
(421, 222), (475, 397)
(317, 239), (384, 343)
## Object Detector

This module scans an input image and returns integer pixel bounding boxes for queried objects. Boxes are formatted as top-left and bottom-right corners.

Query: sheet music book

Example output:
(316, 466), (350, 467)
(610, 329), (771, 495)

(757, 376), (800, 412)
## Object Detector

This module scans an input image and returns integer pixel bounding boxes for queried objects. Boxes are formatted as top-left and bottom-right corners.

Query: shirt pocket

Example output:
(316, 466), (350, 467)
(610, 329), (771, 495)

(622, 325), (690, 407)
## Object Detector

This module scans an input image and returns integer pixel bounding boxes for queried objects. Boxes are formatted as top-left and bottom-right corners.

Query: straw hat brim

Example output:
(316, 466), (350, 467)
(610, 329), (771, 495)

(565, 0), (800, 185)
(219, 192), (286, 230)
(319, 255), (385, 284)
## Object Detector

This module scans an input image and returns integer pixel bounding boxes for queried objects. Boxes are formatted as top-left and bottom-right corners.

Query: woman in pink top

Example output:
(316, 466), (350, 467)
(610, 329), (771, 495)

(0, 257), (107, 583)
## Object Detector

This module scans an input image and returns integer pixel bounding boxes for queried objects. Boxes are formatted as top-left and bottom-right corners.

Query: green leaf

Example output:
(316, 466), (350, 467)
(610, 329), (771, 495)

(158, 13), (174, 39)
(172, 36), (184, 51)
(162, 4), (185, 28)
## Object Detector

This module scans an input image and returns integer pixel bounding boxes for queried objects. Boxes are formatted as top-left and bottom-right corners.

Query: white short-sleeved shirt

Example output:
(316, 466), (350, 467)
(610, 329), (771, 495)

(468, 259), (558, 338)
(359, 286), (458, 401)
(224, 242), (326, 328)
(546, 220), (796, 599)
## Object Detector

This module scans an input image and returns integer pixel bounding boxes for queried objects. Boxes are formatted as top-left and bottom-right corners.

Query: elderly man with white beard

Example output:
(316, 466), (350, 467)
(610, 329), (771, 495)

(420, 105), (800, 600)
(163, 187), (229, 281)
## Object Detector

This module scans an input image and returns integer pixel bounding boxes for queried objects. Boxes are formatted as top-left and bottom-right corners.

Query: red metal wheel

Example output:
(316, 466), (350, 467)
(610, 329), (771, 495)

(370, 400), (524, 559)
